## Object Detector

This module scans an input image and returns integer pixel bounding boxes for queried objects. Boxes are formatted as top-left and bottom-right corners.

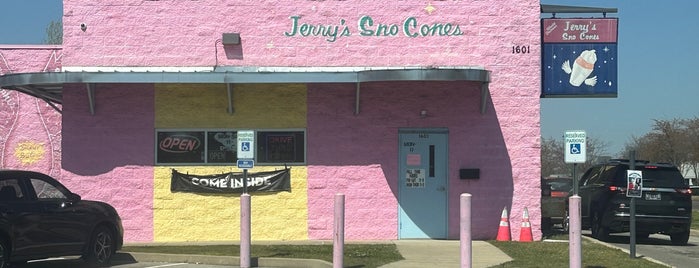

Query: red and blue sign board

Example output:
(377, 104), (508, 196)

(541, 18), (618, 97)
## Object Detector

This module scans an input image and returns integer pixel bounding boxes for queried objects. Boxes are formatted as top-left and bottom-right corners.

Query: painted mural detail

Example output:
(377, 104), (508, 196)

(562, 49), (598, 87)
(14, 141), (45, 165)
(0, 50), (62, 177)
(0, 89), (19, 167)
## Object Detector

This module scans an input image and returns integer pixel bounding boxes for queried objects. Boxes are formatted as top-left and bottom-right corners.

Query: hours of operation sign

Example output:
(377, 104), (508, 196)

(564, 130), (586, 163)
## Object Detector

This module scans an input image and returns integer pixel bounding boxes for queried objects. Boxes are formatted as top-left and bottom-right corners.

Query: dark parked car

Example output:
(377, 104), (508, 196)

(0, 170), (123, 267)
(541, 176), (573, 231)
(577, 159), (692, 245)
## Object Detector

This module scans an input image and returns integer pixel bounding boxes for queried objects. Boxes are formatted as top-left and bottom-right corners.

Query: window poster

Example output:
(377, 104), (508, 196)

(406, 169), (425, 188)
(207, 131), (237, 163)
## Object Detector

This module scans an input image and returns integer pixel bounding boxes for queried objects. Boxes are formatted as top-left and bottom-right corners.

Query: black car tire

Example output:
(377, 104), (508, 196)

(83, 226), (115, 267)
(0, 238), (8, 268)
(591, 211), (609, 241)
(670, 230), (690, 246)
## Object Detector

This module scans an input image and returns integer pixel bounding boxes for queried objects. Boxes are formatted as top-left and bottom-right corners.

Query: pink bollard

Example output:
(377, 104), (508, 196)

(334, 193), (345, 268)
(569, 195), (581, 268)
(460, 193), (472, 268)
(240, 193), (251, 268)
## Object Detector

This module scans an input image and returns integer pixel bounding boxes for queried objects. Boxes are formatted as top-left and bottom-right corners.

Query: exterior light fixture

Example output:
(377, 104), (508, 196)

(222, 33), (241, 45)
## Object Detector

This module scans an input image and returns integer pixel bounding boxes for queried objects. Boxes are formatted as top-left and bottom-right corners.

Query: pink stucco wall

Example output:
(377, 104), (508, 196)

(33, 0), (539, 241)
(0, 47), (62, 178)
(61, 83), (155, 242)
(1, 46), (154, 242)
(306, 81), (523, 240)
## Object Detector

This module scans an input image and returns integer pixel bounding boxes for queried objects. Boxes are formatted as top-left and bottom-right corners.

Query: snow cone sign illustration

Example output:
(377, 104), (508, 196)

(541, 18), (618, 97)
(562, 49), (597, 87)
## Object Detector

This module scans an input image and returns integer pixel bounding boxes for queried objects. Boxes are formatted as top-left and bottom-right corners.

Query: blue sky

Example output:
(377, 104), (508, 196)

(0, 1), (62, 44)
(1, 1), (696, 156)
(540, 0), (699, 156)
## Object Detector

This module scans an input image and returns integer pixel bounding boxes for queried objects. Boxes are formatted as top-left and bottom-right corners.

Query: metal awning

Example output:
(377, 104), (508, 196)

(0, 66), (491, 115)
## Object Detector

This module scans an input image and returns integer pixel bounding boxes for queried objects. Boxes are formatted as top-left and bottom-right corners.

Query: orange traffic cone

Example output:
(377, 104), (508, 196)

(519, 207), (533, 242)
(496, 207), (511, 241)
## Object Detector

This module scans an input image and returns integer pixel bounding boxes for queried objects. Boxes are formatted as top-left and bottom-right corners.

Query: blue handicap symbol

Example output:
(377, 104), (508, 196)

(570, 144), (581, 154)
(241, 142), (250, 152)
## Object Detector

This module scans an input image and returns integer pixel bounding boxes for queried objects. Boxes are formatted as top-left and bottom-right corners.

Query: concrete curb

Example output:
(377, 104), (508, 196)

(120, 252), (332, 268)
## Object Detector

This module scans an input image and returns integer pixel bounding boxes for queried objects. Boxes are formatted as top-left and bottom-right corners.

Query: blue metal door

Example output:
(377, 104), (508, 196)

(398, 129), (448, 239)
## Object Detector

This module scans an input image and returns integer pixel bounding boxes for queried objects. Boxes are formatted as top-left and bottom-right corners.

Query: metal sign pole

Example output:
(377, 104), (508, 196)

(572, 163), (578, 196)
(243, 169), (248, 194)
(629, 151), (636, 258)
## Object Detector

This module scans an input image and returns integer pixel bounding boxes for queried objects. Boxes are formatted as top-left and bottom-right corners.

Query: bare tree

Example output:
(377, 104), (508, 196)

(541, 135), (610, 179)
(682, 117), (699, 183)
(624, 119), (689, 167)
(541, 136), (566, 177)
(44, 20), (62, 45)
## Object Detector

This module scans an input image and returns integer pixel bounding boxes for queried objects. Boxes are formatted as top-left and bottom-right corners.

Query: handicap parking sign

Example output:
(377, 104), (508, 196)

(564, 130), (586, 163)
(570, 143), (581, 154)
(237, 130), (255, 159)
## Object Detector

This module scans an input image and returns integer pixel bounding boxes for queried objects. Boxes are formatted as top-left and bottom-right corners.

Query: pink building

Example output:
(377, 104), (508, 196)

(0, 0), (541, 243)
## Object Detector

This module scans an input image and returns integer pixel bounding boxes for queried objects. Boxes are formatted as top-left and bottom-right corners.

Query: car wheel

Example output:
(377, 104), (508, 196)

(0, 238), (8, 268)
(562, 210), (570, 233)
(670, 230), (690, 246)
(591, 211), (609, 241)
(84, 226), (115, 267)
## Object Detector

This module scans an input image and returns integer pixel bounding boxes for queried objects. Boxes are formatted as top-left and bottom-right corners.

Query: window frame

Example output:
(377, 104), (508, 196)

(155, 128), (306, 166)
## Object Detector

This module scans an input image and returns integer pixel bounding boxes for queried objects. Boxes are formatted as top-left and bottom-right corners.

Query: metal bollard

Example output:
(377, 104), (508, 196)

(334, 193), (345, 268)
(460, 193), (472, 268)
(240, 193), (251, 268)
(569, 195), (581, 268)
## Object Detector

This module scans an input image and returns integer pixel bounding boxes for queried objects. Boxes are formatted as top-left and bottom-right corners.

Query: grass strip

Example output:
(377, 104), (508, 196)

(490, 237), (667, 268)
(122, 244), (403, 268)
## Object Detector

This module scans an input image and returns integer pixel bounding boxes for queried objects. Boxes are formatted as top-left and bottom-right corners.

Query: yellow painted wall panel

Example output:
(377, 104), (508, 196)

(153, 83), (309, 242)
(153, 166), (308, 241)
(154, 83), (307, 128)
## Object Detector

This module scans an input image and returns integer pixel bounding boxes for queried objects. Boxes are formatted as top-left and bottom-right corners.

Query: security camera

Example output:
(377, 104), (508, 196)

(80, 23), (87, 31)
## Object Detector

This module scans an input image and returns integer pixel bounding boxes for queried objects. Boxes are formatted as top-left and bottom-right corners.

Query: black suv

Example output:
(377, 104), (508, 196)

(0, 170), (123, 267)
(577, 159), (692, 245)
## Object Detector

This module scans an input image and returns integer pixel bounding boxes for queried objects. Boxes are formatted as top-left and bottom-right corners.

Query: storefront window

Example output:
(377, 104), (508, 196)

(156, 131), (205, 164)
(156, 130), (305, 165)
(257, 131), (305, 164)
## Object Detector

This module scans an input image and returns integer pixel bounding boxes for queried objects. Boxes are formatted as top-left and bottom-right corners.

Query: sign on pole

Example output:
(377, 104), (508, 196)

(541, 18), (619, 97)
(626, 170), (642, 198)
(564, 130), (586, 164)
(237, 130), (255, 160)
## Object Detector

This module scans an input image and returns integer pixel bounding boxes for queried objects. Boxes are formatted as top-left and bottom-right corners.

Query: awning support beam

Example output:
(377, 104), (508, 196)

(354, 82), (360, 115)
(480, 82), (489, 115)
(86, 83), (95, 115)
(227, 83), (234, 114)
